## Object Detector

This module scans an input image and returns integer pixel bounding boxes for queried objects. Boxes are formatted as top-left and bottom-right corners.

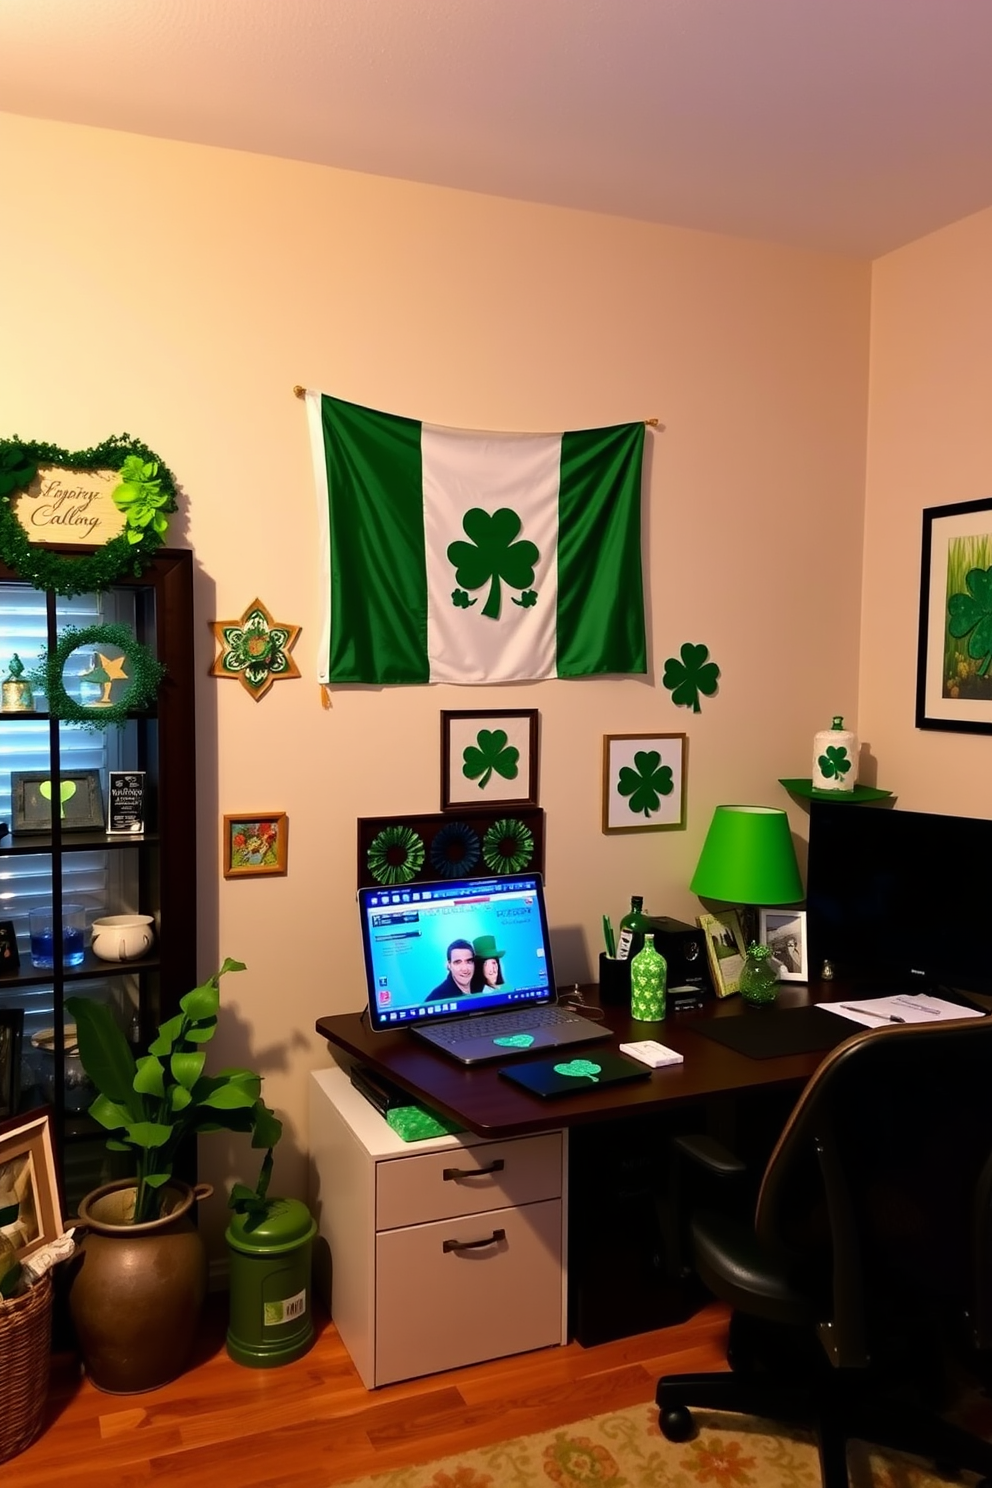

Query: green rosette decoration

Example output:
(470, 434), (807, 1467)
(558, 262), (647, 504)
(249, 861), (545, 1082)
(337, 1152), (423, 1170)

(482, 818), (534, 874)
(367, 825), (426, 886)
(0, 434), (179, 596)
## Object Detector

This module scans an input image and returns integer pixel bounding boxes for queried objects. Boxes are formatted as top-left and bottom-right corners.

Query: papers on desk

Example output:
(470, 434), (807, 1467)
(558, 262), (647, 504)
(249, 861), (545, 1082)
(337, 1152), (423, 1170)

(820, 994), (985, 1028)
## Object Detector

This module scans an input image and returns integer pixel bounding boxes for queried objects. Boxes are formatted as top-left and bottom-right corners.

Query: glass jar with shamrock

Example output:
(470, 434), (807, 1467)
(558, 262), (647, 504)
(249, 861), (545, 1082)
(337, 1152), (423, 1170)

(739, 943), (779, 1006)
(630, 934), (666, 1021)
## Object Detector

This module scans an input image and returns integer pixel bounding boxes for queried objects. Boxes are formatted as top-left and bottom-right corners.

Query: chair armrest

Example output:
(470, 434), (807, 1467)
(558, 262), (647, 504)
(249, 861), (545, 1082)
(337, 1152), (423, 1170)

(672, 1133), (749, 1179)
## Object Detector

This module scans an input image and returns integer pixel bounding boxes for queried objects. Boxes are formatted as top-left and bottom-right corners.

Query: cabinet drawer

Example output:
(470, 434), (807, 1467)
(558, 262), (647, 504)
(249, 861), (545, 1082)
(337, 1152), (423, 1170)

(375, 1198), (563, 1386)
(376, 1132), (562, 1230)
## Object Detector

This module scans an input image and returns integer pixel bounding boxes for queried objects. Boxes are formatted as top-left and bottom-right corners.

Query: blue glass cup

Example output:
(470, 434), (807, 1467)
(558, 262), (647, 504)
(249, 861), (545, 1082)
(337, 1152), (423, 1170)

(29, 905), (86, 969)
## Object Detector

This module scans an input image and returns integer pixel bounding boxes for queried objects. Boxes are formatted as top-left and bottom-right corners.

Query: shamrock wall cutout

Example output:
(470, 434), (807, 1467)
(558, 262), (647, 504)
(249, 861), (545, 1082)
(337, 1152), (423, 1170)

(662, 642), (721, 713)
(462, 729), (520, 790)
(617, 750), (674, 818)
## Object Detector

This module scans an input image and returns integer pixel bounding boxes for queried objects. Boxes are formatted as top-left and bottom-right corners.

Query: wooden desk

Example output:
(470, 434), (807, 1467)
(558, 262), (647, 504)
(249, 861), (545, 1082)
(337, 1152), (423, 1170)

(314, 984), (845, 1350)
(314, 980), (831, 1138)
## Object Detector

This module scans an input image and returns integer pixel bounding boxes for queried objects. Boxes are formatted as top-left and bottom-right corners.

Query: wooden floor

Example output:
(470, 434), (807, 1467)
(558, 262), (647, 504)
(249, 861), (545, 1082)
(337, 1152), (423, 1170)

(6, 1296), (731, 1488)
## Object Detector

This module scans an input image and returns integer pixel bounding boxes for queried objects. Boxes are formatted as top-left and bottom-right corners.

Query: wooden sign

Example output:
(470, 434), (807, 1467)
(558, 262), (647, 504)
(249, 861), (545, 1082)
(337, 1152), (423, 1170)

(10, 465), (127, 547)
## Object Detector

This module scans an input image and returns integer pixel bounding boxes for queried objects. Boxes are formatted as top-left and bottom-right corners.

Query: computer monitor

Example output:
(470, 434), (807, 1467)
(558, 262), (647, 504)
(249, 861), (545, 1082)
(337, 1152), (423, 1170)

(805, 803), (992, 997)
(358, 873), (556, 1031)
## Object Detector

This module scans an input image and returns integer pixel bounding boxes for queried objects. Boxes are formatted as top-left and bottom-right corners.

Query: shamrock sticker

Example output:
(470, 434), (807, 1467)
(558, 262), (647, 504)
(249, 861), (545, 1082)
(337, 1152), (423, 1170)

(617, 750), (674, 818)
(817, 744), (851, 780)
(662, 642), (721, 713)
(948, 565), (992, 679)
(462, 728), (520, 790)
(40, 778), (77, 818)
(553, 1059), (602, 1083)
(447, 508), (539, 620)
(494, 1033), (535, 1048)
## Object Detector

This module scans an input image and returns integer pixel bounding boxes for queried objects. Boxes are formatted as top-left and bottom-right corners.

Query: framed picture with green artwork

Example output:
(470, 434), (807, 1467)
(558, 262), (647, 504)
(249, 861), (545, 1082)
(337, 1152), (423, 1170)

(916, 497), (992, 734)
(223, 813), (289, 878)
(602, 733), (687, 833)
(441, 710), (539, 811)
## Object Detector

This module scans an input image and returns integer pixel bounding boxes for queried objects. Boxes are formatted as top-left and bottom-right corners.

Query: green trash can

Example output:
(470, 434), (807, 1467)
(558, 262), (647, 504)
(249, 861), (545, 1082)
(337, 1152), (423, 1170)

(225, 1197), (317, 1367)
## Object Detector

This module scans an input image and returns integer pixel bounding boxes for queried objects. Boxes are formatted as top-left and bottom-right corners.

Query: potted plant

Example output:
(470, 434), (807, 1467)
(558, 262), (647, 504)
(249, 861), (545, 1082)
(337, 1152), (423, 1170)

(65, 957), (282, 1393)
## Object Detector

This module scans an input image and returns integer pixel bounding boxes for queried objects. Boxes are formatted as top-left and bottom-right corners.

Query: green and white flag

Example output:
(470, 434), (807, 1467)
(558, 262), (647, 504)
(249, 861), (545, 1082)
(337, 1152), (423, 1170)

(305, 392), (647, 686)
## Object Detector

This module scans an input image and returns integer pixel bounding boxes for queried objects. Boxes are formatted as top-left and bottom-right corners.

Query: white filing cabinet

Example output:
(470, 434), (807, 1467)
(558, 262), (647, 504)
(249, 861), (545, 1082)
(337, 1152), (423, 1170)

(308, 1064), (568, 1388)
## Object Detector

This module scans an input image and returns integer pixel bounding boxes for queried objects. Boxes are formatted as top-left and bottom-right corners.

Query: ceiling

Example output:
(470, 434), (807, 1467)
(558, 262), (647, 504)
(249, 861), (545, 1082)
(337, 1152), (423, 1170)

(2, 0), (990, 258)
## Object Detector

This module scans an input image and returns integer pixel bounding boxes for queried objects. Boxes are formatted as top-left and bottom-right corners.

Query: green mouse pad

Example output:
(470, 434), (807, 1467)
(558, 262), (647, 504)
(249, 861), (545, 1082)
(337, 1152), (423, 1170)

(499, 1050), (652, 1099)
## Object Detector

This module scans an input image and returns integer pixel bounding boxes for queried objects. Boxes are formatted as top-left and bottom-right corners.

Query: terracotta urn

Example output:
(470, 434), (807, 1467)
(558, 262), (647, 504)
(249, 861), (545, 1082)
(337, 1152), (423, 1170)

(68, 1178), (212, 1393)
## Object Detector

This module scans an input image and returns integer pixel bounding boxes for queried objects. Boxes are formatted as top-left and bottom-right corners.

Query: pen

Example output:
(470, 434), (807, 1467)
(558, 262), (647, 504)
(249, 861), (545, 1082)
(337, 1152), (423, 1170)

(602, 916), (616, 958)
(838, 1004), (905, 1023)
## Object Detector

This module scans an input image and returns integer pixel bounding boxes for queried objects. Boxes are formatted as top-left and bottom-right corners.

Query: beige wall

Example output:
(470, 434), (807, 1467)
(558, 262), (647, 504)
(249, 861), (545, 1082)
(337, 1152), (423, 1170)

(860, 207), (992, 815)
(1, 112), (871, 1248)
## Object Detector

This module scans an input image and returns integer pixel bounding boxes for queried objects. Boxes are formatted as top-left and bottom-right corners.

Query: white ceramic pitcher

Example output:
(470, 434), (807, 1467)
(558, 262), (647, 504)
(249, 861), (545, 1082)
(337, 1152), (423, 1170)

(91, 914), (155, 962)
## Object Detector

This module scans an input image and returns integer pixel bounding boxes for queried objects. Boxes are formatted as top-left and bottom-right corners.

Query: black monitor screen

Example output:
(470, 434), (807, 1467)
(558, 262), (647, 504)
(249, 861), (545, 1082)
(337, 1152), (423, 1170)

(806, 803), (992, 997)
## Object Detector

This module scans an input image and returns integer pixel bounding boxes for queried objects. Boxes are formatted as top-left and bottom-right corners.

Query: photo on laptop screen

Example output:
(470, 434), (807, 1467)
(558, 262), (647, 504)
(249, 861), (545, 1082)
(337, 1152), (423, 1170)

(359, 874), (555, 1031)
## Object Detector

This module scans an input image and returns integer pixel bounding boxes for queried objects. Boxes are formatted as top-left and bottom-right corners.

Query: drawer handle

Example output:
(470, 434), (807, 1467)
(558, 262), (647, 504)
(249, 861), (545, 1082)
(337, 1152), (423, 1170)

(442, 1159), (505, 1181)
(443, 1228), (506, 1254)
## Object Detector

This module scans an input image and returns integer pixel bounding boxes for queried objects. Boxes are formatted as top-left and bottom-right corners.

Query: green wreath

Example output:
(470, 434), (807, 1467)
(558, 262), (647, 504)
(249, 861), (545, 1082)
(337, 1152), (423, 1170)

(44, 624), (166, 731)
(0, 434), (179, 597)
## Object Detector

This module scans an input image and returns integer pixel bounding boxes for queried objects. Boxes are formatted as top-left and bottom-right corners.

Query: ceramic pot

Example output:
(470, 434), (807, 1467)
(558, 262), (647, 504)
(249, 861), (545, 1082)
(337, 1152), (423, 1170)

(68, 1178), (212, 1393)
(90, 914), (155, 962)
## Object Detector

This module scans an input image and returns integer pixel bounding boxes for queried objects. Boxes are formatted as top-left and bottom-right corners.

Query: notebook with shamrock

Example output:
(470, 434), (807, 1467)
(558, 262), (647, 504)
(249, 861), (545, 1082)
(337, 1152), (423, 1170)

(498, 1050), (652, 1099)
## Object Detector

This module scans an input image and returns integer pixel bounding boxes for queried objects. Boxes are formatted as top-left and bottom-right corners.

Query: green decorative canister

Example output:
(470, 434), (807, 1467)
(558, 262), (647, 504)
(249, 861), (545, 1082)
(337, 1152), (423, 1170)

(630, 934), (667, 1021)
(739, 943), (779, 1006)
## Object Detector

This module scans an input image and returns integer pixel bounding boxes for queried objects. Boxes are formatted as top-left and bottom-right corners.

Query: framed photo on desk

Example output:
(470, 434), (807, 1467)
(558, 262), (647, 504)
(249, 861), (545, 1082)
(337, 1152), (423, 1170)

(759, 908), (808, 982)
(698, 910), (746, 997)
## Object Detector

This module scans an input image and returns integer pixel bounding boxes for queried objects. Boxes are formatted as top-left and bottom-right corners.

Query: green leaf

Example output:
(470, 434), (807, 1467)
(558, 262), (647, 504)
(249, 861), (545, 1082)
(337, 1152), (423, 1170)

(124, 1120), (174, 1149)
(461, 729), (520, 790)
(251, 1103), (283, 1150)
(89, 1093), (132, 1132)
(169, 1085), (192, 1111)
(105, 1138), (131, 1152)
(66, 997), (142, 1116)
(171, 1050), (205, 1089)
(133, 1055), (166, 1098)
(148, 1013), (184, 1056)
(198, 1084), (257, 1110)
(180, 981), (220, 1021)
(182, 1020), (218, 1043)
(143, 1171), (173, 1189)
(446, 507), (539, 620)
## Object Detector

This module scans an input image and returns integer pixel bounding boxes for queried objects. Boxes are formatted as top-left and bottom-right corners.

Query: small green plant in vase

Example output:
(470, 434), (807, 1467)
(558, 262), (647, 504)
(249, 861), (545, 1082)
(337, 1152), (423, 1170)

(67, 957), (281, 1224)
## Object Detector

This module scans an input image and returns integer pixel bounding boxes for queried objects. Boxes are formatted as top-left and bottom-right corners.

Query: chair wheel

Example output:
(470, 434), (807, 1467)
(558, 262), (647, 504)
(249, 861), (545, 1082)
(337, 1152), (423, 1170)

(659, 1406), (696, 1442)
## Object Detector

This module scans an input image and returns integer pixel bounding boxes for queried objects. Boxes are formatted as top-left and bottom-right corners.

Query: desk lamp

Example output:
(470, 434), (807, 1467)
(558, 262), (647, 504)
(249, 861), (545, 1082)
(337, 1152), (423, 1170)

(690, 805), (803, 948)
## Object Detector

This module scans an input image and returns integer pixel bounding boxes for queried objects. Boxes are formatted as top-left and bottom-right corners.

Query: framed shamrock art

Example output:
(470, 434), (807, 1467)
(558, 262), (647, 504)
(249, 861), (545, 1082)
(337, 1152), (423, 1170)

(602, 733), (687, 834)
(441, 710), (539, 811)
(916, 497), (992, 734)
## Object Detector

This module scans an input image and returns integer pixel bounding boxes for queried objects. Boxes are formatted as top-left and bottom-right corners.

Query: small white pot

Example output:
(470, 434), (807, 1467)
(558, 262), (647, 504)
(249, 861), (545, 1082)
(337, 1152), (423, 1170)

(90, 914), (155, 962)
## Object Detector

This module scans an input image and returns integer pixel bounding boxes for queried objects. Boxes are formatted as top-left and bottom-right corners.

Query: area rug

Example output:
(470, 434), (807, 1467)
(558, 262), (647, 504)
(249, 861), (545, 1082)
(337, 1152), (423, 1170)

(337, 1399), (992, 1488)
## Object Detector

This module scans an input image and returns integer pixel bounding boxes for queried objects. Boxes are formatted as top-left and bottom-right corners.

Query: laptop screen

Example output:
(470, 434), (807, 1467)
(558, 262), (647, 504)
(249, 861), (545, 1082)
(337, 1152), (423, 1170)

(359, 874), (556, 1032)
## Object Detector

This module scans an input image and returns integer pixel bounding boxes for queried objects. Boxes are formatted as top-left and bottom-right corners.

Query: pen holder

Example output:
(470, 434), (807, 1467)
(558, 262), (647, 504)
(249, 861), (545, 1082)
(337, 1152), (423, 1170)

(598, 952), (631, 1007)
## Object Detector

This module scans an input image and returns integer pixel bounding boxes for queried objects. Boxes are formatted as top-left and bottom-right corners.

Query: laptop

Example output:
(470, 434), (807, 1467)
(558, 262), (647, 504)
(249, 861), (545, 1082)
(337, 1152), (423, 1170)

(358, 873), (611, 1065)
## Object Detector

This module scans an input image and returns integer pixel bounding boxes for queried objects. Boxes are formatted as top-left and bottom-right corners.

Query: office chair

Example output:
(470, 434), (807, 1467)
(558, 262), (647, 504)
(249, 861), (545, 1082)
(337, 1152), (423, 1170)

(656, 1016), (992, 1488)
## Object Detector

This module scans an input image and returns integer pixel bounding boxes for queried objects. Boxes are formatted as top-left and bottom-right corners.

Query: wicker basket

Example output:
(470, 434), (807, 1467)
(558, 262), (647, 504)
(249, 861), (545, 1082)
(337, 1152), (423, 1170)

(0, 1271), (53, 1463)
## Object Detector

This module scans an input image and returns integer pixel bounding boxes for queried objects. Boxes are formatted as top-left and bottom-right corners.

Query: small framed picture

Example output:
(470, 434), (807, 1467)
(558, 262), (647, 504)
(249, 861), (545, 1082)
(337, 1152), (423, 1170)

(602, 733), (687, 833)
(441, 710), (539, 811)
(223, 813), (289, 878)
(11, 769), (105, 834)
(0, 920), (19, 971)
(916, 497), (992, 734)
(759, 908), (809, 983)
(107, 770), (146, 835)
(0, 1107), (64, 1263)
(698, 910), (747, 998)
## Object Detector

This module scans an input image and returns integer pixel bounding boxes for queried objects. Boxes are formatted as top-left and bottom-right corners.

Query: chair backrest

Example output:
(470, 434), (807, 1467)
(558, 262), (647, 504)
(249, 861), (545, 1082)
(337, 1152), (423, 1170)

(755, 1016), (992, 1368)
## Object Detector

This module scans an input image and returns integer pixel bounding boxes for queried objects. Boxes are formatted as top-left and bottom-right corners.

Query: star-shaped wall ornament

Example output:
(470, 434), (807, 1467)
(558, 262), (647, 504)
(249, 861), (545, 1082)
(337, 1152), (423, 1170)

(210, 598), (302, 701)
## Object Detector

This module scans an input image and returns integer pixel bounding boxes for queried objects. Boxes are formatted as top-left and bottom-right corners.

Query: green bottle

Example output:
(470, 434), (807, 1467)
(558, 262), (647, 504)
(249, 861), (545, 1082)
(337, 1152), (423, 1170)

(616, 895), (649, 961)
(630, 934), (667, 1021)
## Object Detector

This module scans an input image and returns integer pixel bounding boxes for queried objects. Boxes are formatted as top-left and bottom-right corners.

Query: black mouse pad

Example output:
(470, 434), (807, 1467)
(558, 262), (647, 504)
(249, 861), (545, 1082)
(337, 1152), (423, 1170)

(690, 1004), (848, 1059)
(499, 1049), (652, 1098)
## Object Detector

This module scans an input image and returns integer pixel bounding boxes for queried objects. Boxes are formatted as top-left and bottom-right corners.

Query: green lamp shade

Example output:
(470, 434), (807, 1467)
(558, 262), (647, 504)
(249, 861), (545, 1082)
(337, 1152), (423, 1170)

(690, 805), (803, 905)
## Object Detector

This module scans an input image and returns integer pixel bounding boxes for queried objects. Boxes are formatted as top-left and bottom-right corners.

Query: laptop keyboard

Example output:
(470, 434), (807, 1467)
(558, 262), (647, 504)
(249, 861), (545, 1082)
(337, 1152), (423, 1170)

(427, 1006), (585, 1045)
